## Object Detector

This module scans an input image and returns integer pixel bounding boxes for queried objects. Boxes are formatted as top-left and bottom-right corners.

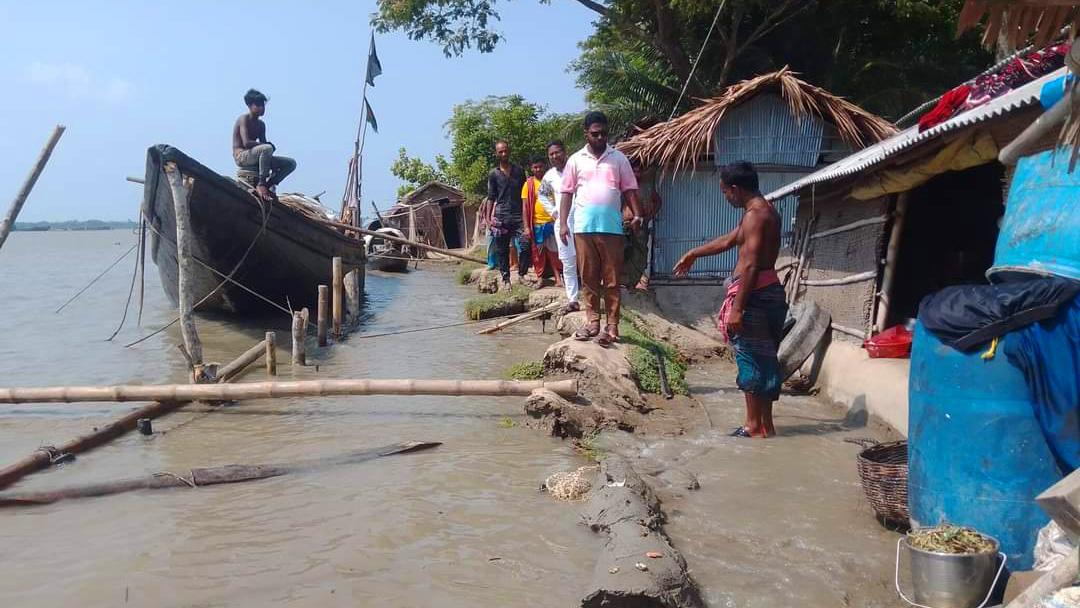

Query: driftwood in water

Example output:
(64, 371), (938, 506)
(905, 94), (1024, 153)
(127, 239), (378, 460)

(0, 125), (65, 252)
(0, 378), (580, 404)
(0, 400), (189, 490)
(0, 441), (440, 507)
(477, 301), (562, 335)
(580, 456), (703, 608)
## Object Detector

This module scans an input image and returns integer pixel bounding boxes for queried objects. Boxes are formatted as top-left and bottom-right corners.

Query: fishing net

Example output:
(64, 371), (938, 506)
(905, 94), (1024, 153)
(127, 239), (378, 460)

(544, 466), (597, 502)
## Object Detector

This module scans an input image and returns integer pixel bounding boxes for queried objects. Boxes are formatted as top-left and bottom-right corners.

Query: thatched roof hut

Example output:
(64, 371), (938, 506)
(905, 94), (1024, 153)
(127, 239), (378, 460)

(618, 68), (896, 175)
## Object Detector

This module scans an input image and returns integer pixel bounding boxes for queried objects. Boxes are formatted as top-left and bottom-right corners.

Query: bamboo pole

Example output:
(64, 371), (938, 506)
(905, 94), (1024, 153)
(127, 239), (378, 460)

(0, 379), (580, 404)
(345, 270), (361, 323)
(800, 270), (878, 287)
(164, 162), (205, 380)
(292, 310), (307, 366)
(808, 216), (888, 240)
(874, 194), (909, 333)
(265, 332), (277, 377)
(317, 285), (329, 346)
(332, 257), (343, 339)
(787, 216), (815, 305)
(326, 219), (486, 265)
(477, 301), (562, 334)
(0, 441), (441, 507)
(0, 399), (188, 490)
(0, 125), (66, 252)
(216, 339), (268, 383)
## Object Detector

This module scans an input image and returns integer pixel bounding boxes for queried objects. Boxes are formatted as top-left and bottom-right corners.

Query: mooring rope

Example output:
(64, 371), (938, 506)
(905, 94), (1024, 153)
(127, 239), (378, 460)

(54, 242), (138, 314)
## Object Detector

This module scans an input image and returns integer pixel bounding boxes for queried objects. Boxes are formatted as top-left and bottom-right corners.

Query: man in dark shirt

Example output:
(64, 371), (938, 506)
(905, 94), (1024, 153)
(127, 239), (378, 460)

(232, 89), (296, 201)
(486, 140), (529, 290)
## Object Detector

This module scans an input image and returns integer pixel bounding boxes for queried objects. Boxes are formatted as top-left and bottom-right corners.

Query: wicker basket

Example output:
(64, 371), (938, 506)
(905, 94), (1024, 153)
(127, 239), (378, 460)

(849, 439), (909, 524)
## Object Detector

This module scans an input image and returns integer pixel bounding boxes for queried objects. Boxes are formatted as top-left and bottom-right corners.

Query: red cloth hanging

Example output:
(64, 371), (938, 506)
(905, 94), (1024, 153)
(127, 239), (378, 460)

(918, 85), (972, 132)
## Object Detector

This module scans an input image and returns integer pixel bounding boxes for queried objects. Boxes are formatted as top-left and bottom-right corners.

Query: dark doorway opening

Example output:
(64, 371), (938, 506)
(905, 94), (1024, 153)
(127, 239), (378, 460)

(888, 162), (1006, 326)
(441, 205), (463, 249)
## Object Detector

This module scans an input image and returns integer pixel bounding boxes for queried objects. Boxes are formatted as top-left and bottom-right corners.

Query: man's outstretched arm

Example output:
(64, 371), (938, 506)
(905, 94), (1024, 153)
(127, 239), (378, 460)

(672, 224), (740, 277)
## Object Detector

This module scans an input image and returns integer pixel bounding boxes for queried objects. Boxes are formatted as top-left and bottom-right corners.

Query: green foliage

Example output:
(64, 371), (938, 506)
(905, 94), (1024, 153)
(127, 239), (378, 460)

(505, 360), (544, 380)
(390, 147), (455, 198)
(444, 95), (576, 198)
(619, 312), (688, 395)
(464, 285), (530, 320)
(455, 261), (483, 284)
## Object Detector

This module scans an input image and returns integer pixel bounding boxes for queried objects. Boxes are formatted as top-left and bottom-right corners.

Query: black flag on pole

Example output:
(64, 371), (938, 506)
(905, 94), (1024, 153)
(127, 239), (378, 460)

(364, 99), (378, 134)
(365, 33), (382, 87)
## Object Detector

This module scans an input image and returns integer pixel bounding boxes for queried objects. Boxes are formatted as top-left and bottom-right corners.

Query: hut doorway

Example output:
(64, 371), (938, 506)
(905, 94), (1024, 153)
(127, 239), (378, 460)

(887, 162), (1006, 326)
(441, 205), (464, 249)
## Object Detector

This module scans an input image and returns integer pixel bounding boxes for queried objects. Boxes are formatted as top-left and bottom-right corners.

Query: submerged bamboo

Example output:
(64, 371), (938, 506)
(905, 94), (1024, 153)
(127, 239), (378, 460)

(0, 441), (441, 507)
(216, 339), (268, 383)
(0, 378), (579, 404)
(477, 301), (562, 334)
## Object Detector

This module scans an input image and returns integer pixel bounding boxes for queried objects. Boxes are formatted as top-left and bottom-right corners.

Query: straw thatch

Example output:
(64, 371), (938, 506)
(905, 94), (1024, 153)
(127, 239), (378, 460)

(617, 68), (896, 174)
(957, 1), (1078, 50)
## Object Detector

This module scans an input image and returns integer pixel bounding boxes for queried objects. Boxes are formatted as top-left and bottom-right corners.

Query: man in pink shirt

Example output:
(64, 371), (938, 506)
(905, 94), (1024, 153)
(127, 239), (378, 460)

(558, 111), (642, 347)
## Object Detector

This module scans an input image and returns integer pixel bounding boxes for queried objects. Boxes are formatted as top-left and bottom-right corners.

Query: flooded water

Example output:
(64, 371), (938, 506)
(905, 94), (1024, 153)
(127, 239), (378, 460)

(0, 230), (598, 607)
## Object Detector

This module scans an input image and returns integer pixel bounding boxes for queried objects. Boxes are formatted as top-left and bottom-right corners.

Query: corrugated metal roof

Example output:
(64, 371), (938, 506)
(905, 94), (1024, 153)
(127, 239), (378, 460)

(765, 68), (1067, 201)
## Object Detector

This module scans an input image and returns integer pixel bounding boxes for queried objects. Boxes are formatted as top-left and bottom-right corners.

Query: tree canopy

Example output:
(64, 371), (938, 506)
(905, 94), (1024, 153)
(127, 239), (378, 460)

(374, 0), (993, 120)
(391, 95), (577, 202)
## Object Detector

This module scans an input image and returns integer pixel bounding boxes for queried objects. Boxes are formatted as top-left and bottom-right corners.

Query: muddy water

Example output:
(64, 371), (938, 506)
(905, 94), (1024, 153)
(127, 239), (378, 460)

(0, 231), (598, 607)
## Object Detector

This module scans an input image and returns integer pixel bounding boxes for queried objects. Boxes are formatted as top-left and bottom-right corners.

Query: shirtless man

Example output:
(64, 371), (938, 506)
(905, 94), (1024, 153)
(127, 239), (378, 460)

(232, 89), (296, 201)
(673, 161), (787, 438)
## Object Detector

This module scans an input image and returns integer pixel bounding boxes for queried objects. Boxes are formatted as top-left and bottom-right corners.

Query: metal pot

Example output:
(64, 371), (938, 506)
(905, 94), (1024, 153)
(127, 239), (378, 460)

(895, 534), (1006, 608)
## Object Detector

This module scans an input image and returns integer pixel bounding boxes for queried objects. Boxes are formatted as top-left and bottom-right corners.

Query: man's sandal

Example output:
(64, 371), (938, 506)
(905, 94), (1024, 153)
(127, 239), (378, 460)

(573, 321), (599, 341)
(595, 324), (618, 348)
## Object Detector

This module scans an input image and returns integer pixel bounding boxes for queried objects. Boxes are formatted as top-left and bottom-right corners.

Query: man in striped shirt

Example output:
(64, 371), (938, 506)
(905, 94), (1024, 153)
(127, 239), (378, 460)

(558, 111), (643, 347)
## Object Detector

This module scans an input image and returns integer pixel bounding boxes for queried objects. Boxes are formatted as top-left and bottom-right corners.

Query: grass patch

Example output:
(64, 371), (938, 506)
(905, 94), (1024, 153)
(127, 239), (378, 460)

(455, 262), (483, 284)
(575, 431), (607, 462)
(619, 311), (689, 395)
(464, 285), (530, 320)
(505, 360), (544, 380)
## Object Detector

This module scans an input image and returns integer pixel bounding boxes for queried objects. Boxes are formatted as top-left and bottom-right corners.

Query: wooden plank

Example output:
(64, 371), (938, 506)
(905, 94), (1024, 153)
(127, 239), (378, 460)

(1037, 469), (1080, 538)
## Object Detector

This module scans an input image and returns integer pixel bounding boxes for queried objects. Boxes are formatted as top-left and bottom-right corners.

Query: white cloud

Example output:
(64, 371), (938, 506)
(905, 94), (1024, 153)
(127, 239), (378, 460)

(25, 62), (135, 104)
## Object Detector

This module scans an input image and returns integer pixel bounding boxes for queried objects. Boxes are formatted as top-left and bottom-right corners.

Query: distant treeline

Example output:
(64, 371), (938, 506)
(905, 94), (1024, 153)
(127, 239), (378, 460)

(13, 220), (137, 232)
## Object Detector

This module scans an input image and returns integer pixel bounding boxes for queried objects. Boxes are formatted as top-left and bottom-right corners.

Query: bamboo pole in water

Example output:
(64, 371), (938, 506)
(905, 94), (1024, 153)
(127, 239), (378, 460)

(477, 301), (562, 335)
(0, 125), (66, 252)
(265, 332), (277, 377)
(0, 378), (579, 404)
(332, 257), (344, 340)
(317, 285), (329, 347)
(164, 162), (205, 380)
(0, 441), (441, 507)
(292, 309), (307, 366)
(216, 339), (268, 383)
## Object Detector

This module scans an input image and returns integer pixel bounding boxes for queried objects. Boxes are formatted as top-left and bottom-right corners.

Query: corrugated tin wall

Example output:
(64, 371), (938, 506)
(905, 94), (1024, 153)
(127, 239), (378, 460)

(713, 94), (825, 168)
(651, 167), (806, 280)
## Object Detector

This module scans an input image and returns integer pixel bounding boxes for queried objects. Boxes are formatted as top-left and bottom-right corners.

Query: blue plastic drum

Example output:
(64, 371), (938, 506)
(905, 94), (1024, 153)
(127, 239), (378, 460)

(908, 322), (1063, 570)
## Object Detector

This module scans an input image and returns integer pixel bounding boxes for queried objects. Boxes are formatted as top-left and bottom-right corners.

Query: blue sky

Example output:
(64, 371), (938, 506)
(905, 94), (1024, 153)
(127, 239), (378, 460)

(0, 1), (596, 221)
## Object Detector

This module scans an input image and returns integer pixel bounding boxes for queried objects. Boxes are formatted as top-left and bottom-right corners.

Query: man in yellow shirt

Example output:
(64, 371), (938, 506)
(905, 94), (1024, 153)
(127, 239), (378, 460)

(522, 157), (562, 287)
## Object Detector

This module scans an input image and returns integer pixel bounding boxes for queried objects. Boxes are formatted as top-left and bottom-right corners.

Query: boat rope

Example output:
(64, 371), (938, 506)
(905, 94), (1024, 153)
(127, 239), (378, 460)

(125, 198), (277, 348)
(668, 0), (727, 120)
(105, 223), (146, 341)
(54, 242), (137, 314)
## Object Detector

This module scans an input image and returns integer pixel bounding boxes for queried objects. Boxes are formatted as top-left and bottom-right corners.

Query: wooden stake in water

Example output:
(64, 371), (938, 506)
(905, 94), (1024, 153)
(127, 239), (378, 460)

(292, 309), (307, 366)
(0, 125), (66, 252)
(164, 162), (205, 381)
(265, 331), (277, 377)
(317, 285), (329, 347)
(332, 257), (344, 339)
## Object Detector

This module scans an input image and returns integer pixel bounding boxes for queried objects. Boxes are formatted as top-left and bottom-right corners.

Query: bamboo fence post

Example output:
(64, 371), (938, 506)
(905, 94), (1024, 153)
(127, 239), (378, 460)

(0, 125), (66, 252)
(265, 331), (277, 377)
(0, 379), (580, 403)
(332, 257), (344, 339)
(874, 193), (909, 333)
(292, 310), (306, 366)
(345, 269), (361, 324)
(317, 285), (329, 346)
(164, 162), (205, 381)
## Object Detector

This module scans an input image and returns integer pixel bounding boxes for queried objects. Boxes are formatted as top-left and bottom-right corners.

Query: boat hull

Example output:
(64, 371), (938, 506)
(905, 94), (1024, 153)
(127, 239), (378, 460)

(144, 145), (365, 315)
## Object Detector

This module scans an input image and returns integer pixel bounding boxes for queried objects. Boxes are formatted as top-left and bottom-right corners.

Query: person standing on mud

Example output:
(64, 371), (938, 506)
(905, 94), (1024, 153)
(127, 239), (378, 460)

(523, 156), (562, 289)
(541, 140), (580, 312)
(486, 140), (528, 291)
(622, 157), (663, 290)
(559, 111), (642, 347)
(232, 89), (296, 201)
(673, 161), (786, 438)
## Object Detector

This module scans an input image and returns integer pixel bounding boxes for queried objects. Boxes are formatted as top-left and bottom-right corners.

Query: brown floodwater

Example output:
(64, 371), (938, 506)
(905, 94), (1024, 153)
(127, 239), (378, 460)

(0, 230), (599, 607)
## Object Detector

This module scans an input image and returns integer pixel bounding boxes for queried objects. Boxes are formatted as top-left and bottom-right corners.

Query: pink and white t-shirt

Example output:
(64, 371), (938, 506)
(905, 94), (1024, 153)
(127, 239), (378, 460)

(560, 145), (638, 235)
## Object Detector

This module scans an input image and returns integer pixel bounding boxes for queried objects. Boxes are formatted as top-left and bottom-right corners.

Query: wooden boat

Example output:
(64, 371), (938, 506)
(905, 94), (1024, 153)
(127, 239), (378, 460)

(363, 222), (410, 273)
(143, 145), (365, 315)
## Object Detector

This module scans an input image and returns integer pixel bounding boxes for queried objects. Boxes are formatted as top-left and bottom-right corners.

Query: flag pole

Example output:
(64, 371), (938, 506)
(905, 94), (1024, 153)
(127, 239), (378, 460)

(343, 34), (375, 226)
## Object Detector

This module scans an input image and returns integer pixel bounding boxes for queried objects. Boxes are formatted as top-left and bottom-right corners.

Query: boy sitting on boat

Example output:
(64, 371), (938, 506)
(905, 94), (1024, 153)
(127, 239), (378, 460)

(232, 88), (296, 201)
